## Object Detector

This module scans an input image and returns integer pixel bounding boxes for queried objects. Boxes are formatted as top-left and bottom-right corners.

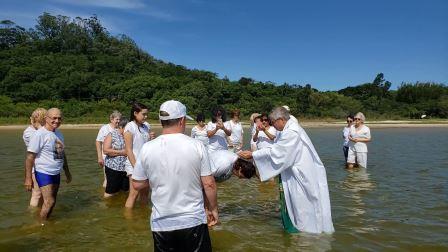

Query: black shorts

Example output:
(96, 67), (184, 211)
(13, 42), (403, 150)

(105, 166), (129, 194)
(152, 224), (211, 252)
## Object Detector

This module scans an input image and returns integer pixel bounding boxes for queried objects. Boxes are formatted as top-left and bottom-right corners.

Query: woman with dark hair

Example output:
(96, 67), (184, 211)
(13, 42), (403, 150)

(124, 102), (155, 208)
(191, 113), (209, 146)
(253, 114), (277, 150)
(227, 109), (244, 152)
(206, 107), (232, 152)
(342, 114), (354, 163)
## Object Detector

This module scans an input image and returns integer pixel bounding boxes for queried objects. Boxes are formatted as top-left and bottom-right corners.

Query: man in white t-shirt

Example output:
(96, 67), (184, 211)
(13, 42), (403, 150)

(25, 108), (72, 221)
(209, 150), (256, 182)
(95, 111), (121, 188)
(132, 100), (218, 251)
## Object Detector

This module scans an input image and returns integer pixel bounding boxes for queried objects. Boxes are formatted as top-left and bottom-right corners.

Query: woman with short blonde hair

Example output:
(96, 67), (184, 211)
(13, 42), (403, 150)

(23, 108), (47, 207)
(347, 112), (371, 169)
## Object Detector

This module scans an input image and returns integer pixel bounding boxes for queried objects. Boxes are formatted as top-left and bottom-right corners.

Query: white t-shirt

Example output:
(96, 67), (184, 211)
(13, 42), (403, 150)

(23, 126), (36, 147)
(343, 126), (350, 147)
(27, 127), (65, 175)
(227, 120), (244, 145)
(124, 121), (150, 165)
(209, 150), (238, 182)
(132, 134), (212, 232)
(191, 125), (209, 146)
(256, 126), (277, 150)
(96, 124), (115, 160)
(348, 125), (371, 152)
(206, 121), (231, 152)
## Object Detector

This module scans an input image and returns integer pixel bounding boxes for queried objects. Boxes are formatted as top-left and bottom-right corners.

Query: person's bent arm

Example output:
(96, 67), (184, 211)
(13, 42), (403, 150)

(252, 129), (260, 142)
(207, 127), (219, 138)
(24, 152), (36, 191)
(201, 175), (218, 226)
(222, 125), (232, 136)
(132, 179), (149, 191)
(124, 132), (136, 167)
(263, 128), (276, 141)
(103, 134), (126, 157)
(356, 137), (371, 143)
(95, 141), (104, 167)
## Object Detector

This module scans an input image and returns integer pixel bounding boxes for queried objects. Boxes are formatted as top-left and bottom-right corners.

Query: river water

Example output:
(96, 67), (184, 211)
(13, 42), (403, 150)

(0, 127), (447, 251)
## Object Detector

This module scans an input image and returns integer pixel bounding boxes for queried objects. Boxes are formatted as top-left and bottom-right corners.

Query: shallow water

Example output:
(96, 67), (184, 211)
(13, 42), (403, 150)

(0, 127), (447, 251)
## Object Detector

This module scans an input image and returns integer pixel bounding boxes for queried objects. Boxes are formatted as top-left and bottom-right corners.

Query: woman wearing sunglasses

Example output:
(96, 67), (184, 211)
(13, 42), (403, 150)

(253, 114), (277, 150)
(347, 112), (371, 169)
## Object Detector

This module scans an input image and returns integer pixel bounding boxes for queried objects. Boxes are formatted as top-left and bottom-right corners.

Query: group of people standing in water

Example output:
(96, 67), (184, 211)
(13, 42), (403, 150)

(23, 100), (370, 251)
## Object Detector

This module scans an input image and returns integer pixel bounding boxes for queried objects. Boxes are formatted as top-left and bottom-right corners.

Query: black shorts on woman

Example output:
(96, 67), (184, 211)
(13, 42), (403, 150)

(105, 166), (129, 194)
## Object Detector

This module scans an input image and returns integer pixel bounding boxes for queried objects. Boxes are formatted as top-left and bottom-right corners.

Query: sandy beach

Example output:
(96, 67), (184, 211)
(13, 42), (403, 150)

(1, 120), (447, 130)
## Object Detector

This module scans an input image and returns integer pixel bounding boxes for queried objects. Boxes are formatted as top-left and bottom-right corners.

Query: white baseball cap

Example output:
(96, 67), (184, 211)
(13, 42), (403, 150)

(282, 105), (290, 111)
(159, 100), (193, 120)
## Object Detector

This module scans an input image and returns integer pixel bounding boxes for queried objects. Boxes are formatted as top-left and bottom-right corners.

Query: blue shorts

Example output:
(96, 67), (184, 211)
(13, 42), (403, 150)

(35, 171), (60, 187)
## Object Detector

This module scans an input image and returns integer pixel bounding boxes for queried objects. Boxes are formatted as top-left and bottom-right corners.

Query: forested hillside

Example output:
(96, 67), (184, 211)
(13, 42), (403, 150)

(1, 13), (447, 122)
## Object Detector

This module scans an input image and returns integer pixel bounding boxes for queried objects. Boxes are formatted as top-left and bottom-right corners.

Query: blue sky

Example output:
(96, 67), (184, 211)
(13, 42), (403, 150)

(1, 0), (447, 90)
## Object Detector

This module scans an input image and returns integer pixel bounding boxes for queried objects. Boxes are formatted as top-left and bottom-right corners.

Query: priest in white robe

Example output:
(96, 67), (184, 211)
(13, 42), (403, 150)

(239, 107), (334, 234)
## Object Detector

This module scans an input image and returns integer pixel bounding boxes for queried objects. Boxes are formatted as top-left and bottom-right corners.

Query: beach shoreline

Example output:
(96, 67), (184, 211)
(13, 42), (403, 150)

(1, 121), (447, 130)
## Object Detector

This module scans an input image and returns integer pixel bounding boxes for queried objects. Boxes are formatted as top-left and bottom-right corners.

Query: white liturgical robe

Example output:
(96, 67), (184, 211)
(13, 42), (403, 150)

(252, 119), (334, 234)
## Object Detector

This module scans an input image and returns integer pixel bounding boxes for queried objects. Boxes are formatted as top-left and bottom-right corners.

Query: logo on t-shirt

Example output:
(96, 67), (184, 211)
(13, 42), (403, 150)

(53, 139), (64, 160)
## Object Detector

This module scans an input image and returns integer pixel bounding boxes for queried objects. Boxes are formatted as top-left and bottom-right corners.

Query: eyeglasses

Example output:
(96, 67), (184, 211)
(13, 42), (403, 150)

(47, 116), (62, 120)
(354, 118), (361, 121)
(347, 120), (353, 123)
(262, 118), (269, 122)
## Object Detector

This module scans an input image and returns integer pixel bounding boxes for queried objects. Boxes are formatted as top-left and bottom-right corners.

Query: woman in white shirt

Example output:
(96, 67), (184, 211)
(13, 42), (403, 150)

(227, 109), (244, 152)
(22, 108), (47, 207)
(124, 102), (155, 208)
(342, 115), (354, 163)
(347, 112), (371, 169)
(95, 110), (121, 188)
(253, 114), (277, 150)
(207, 108), (232, 152)
(191, 113), (209, 146)
(249, 113), (261, 151)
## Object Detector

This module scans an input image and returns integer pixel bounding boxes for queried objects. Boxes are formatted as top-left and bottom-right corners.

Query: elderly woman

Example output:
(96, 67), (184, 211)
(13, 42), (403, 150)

(23, 108), (47, 207)
(347, 112), (371, 169)
(96, 111), (122, 188)
(103, 118), (129, 198)
(227, 109), (244, 152)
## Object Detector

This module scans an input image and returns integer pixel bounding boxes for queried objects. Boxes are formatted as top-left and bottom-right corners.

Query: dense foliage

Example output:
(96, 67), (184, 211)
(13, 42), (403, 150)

(0, 13), (447, 122)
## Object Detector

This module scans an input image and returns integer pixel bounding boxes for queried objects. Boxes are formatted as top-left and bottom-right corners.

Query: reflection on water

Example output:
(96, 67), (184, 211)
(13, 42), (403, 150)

(1, 127), (448, 250)
(342, 168), (375, 217)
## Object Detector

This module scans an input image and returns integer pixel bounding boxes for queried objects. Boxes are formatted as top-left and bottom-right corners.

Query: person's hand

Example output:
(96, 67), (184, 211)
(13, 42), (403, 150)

(257, 124), (265, 131)
(24, 177), (33, 192)
(207, 208), (219, 227)
(149, 132), (156, 140)
(98, 158), (104, 168)
(66, 172), (72, 184)
(238, 150), (253, 159)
